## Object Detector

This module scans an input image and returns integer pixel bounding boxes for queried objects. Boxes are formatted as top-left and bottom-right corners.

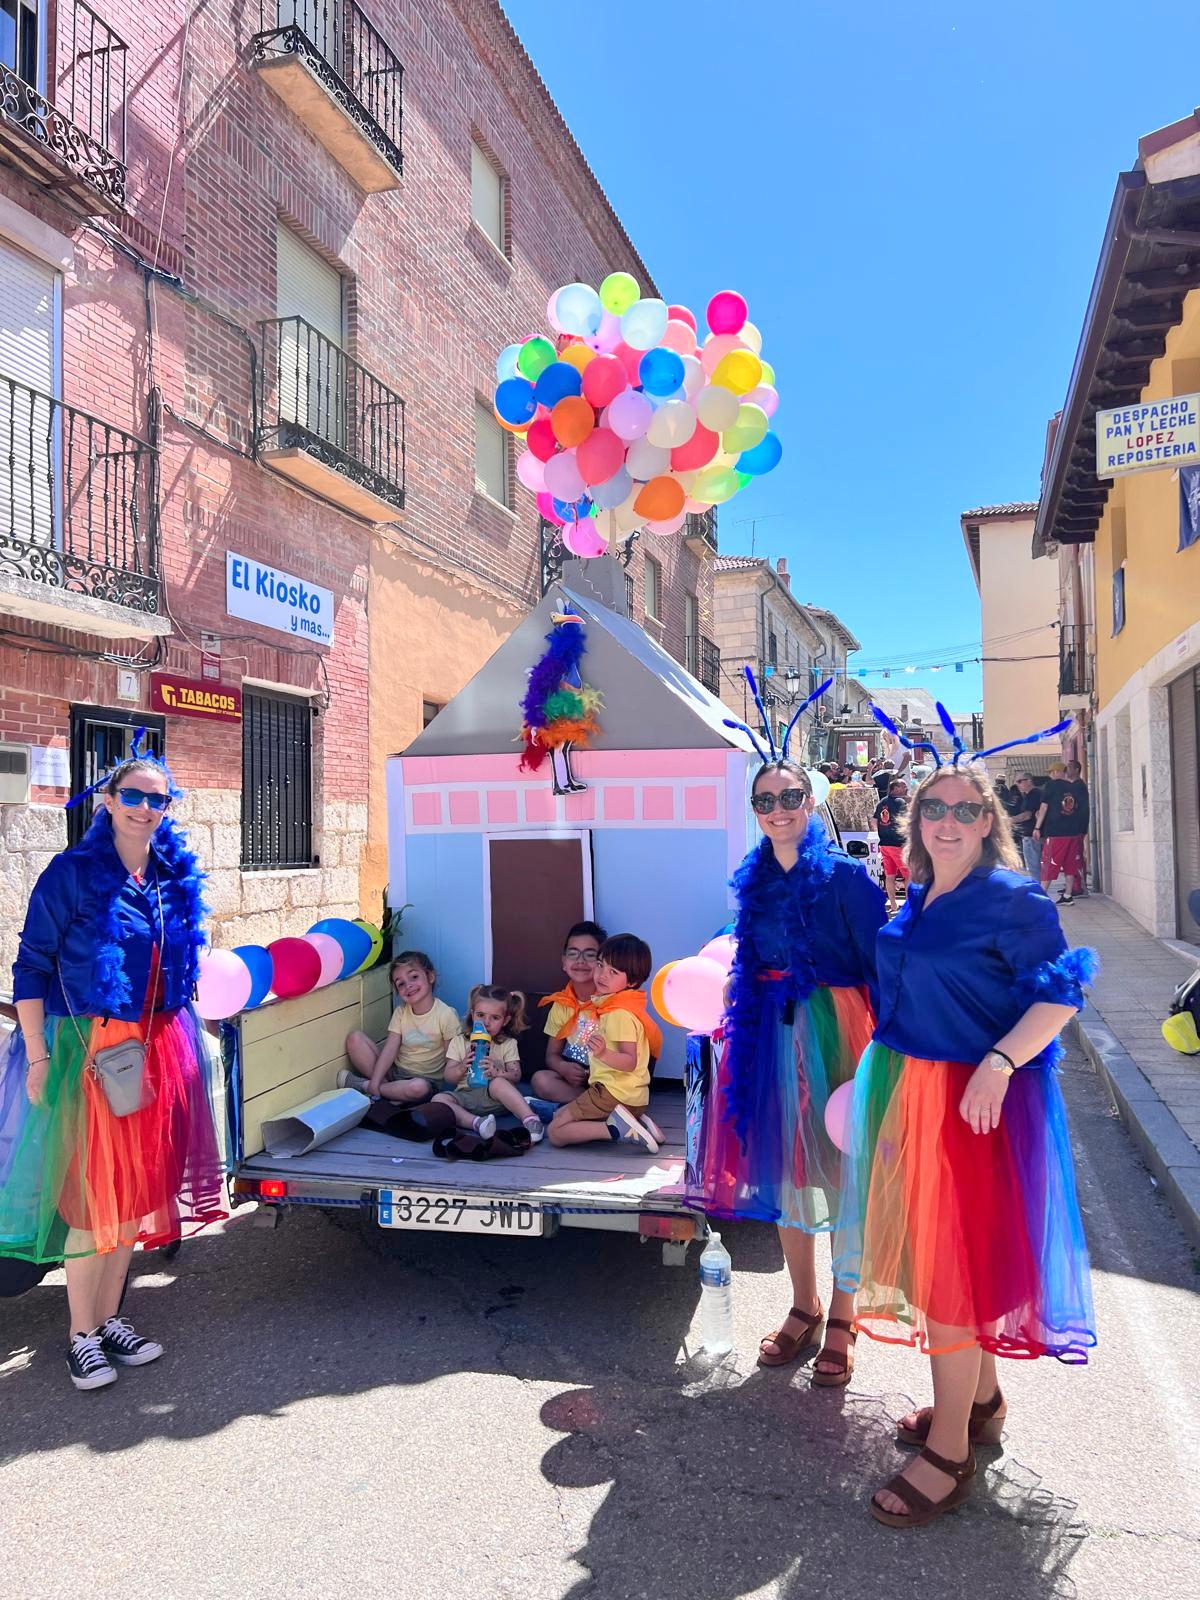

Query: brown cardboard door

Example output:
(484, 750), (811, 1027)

(487, 834), (592, 995)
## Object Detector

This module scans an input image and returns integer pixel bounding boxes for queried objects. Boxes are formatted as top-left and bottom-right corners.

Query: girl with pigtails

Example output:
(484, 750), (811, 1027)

(695, 671), (887, 1386)
(833, 705), (1098, 1530)
(0, 737), (225, 1391)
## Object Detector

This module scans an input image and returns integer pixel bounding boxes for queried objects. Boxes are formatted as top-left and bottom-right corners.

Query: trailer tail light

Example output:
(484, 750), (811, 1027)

(258, 1179), (288, 1199)
(638, 1213), (695, 1242)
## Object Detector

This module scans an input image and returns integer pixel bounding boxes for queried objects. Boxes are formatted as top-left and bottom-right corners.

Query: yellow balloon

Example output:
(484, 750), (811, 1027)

(353, 919), (384, 973)
(559, 342), (596, 374)
(651, 961), (684, 1028)
(711, 350), (764, 396)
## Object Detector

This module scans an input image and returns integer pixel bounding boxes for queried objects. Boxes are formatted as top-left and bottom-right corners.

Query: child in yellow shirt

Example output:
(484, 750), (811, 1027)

(339, 951), (458, 1103)
(547, 934), (664, 1154)
(531, 919), (607, 1105)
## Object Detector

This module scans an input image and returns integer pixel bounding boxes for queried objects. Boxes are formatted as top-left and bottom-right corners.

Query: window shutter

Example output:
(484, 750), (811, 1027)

(470, 142), (504, 249)
(0, 239), (57, 548)
(276, 224), (344, 441)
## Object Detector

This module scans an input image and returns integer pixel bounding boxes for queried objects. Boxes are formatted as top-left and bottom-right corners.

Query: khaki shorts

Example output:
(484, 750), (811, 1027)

(556, 1083), (646, 1124)
(451, 1082), (505, 1116)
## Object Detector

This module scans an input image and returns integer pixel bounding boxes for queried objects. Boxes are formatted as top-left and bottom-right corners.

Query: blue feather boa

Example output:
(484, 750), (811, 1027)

(71, 809), (209, 1014)
(1017, 945), (1099, 1013)
(723, 824), (838, 1141)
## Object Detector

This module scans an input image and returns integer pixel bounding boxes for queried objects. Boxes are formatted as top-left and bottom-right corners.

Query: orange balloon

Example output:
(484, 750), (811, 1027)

(634, 474), (686, 521)
(651, 961), (683, 1028)
(559, 341), (596, 373)
(493, 407), (531, 435)
(551, 394), (596, 448)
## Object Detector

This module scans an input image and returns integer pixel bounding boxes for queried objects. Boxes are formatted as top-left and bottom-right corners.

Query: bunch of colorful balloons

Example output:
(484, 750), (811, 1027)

(193, 916), (386, 1021)
(650, 932), (736, 1036)
(493, 276), (782, 557)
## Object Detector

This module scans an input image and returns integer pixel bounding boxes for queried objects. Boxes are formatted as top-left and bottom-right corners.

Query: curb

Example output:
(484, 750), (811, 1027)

(1070, 1002), (1200, 1254)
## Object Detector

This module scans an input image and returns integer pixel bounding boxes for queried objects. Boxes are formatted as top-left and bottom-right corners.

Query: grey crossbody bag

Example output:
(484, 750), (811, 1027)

(60, 877), (164, 1119)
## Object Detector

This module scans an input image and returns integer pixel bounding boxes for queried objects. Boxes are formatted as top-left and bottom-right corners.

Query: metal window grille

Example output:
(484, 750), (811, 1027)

(241, 690), (315, 869)
(67, 709), (164, 847)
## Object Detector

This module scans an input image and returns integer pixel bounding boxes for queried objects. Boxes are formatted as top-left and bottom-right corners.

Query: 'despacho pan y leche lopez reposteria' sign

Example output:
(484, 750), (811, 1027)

(226, 552), (334, 645)
(1096, 395), (1200, 478)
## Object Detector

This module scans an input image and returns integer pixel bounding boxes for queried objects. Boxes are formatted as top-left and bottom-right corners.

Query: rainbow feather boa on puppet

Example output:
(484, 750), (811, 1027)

(519, 605), (602, 796)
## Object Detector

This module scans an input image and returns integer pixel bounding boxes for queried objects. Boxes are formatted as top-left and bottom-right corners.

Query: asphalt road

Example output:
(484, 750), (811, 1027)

(2, 1045), (1197, 1600)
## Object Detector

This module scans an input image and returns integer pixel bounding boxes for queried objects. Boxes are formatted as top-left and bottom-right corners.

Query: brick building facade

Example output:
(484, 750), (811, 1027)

(0, 0), (712, 980)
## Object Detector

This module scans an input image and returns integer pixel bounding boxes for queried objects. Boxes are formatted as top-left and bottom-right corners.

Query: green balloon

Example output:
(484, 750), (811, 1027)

(693, 464), (739, 505)
(600, 271), (639, 316)
(517, 337), (556, 381)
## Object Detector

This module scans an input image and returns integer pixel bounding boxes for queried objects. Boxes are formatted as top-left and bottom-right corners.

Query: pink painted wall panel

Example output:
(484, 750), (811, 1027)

(448, 791), (481, 825)
(684, 785), (719, 822)
(603, 786), (636, 821)
(641, 786), (675, 821)
(486, 790), (519, 824)
(411, 792), (443, 827)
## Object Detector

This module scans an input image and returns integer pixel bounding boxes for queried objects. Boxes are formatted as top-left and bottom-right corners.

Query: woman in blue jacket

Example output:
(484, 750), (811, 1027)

(0, 745), (224, 1390)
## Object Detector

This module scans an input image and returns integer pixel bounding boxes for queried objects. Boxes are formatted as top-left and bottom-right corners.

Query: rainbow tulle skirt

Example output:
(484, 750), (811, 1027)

(0, 1008), (227, 1262)
(833, 1045), (1096, 1362)
(691, 984), (875, 1231)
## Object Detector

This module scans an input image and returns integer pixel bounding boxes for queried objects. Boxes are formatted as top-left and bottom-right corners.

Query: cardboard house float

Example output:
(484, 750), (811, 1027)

(387, 571), (758, 1080)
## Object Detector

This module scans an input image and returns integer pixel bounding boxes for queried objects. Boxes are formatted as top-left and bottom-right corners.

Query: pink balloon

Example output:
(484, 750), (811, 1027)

(700, 333), (748, 375)
(644, 510), (688, 535)
(683, 496), (712, 513)
(824, 1080), (856, 1154)
(516, 449), (546, 492)
(544, 450), (586, 501)
(661, 319), (697, 356)
(304, 931), (345, 988)
(743, 384), (779, 418)
(575, 426), (625, 486)
(537, 491), (566, 527)
(608, 389), (653, 442)
(581, 354), (628, 409)
(588, 310), (622, 353)
(564, 519), (607, 558)
(698, 935), (737, 972)
(546, 288), (565, 331)
(707, 290), (749, 336)
(613, 341), (645, 384)
(668, 303), (697, 331)
(195, 949), (254, 1021)
(662, 956), (727, 1035)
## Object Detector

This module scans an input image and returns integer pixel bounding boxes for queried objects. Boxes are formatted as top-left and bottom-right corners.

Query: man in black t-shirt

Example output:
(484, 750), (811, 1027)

(1010, 772), (1044, 877)
(1035, 760), (1089, 902)
(874, 778), (910, 912)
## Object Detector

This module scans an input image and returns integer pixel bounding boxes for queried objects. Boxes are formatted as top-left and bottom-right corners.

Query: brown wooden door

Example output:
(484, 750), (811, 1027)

(487, 833), (592, 996)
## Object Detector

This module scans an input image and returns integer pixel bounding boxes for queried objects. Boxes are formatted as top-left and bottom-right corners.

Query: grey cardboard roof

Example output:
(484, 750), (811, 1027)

(404, 585), (754, 757)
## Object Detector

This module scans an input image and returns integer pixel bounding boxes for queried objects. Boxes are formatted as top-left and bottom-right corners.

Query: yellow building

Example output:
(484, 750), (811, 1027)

(1034, 112), (1200, 941)
(960, 503), (1061, 772)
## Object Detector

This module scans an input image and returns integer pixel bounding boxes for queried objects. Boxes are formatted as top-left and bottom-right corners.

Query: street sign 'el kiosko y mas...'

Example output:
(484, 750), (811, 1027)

(1096, 394), (1200, 478)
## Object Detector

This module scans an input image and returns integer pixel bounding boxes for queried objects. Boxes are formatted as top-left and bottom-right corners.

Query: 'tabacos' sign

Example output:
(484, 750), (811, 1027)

(226, 552), (334, 645)
(1096, 395), (1200, 478)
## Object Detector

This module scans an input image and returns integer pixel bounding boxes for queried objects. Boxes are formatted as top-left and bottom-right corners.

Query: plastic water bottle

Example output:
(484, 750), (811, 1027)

(698, 1229), (733, 1355)
(466, 1027), (490, 1088)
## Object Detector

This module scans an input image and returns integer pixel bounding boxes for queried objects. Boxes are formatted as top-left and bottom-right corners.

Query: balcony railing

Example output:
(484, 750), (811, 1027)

(684, 508), (718, 558)
(0, 0), (127, 209)
(257, 316), (406, 518)
(251, 0), (403, 188)
(699, 635), (721, 695)
(1059, 622), (1094, 700)
(0, 373), (161, 619)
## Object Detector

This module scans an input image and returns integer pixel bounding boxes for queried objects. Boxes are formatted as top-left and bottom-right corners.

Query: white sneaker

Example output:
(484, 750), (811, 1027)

(639, 1112), (665, 1146)
(523, 1116), (545, 1144)
(473, 1114), (497, 1140)
(67, 1330), (118, 1391)
(607, 1106), (659, 1153)
(337, 1069), (369, 1091)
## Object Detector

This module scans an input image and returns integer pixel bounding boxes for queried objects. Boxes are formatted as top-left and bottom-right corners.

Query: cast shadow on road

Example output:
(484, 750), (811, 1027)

(1, 1205), (1087, 1596)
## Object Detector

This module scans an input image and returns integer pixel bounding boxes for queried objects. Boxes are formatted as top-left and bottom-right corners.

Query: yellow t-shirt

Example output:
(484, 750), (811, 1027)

(543, 1001), (573, 1037)
(385, 997), (459, 1080)
(589, 1010), (650, 1108)
(445, 1034), (520, 1074)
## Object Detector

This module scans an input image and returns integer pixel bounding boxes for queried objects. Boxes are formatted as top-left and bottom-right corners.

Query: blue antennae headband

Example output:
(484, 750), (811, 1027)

(65, 727), (178, 811)
(870, 701), (1073, 770)
(723, 667), (831, 765)
(869, 704), (944, 769)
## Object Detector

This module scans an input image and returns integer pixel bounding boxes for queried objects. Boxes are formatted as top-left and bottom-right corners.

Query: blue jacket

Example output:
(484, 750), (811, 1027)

(12, 813), (207, 1020)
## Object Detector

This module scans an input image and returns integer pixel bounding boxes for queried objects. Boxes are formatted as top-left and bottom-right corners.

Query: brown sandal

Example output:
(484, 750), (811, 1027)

(757, 1303), (824, 1367)
(810, 1316), (858, 1388)
(869, 1444), (976, 1529)
(895, 1388), (1005, 1448)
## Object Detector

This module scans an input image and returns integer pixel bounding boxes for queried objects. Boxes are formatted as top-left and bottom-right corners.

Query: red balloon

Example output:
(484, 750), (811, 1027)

(613, 341), (644, 384)
(671, 422), (720, 471)
(268, 936), (322, 1000)
(576, 426), (626, 486)
(668, 303), (697, 332)
(527, 416), (558, 462)
(581, 354), (628, 409)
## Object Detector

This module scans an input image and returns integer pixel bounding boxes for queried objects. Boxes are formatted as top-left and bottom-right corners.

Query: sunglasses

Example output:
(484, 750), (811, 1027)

(918, 797), (985, 824)
(564, 948), (599, 963)
(115, 786), (170, 812)
(751, 787), (810, 815)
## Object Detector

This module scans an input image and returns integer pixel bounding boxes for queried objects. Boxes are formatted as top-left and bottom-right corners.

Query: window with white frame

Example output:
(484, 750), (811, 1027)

(471, 141), (505, 252)
(644, 555), (662, 621)
(475, 401), (508, 506)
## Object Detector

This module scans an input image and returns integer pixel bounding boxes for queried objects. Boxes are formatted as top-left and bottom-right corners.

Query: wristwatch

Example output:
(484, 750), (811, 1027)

(983, 1049), (1015, 1077)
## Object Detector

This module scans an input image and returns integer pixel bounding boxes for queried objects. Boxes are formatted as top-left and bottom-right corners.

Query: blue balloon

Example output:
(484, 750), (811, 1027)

(533, 361), (583, 409)
(495, 343), (522, 381)
(553, 493), (593, 523)
(591, 465), (632, 509)
(737, 432), (783, 476)
(307, 917), (372, 980)
(494, 377), (537, 426)
(554, 282), (603, 337)
(233, 945), (273, 1008)
(639, 347), (685, 397)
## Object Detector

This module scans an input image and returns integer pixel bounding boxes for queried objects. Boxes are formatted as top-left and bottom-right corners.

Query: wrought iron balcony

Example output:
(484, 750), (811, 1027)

(257, 316), (406, 521)
(699, 635), (721, 696)
(684, 508), (718, 558)
(1058, 621), (1094, 704)
(0, 0), (127, 210)
(0, 373), (165, 639)
(251, 0), (403, 192)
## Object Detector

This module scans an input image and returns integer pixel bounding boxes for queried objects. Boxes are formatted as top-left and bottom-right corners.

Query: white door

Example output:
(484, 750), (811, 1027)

(0, 238), (58, 549)
(276, 223), (344, 445)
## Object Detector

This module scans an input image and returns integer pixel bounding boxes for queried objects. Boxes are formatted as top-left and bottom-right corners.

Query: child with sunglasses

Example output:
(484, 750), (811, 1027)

(832, 761), (1097, 1529)
(698, 755), (887, 1387)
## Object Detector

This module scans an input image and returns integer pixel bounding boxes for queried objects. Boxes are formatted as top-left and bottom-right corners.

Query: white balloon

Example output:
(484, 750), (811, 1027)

(620, 298), (669, 351)
(646, 400), (698, 450)
(696, 385), (740, 432)
(680, 354), (705, 400)
(739, 320), (763, 354)
(625, 438), (671, 480)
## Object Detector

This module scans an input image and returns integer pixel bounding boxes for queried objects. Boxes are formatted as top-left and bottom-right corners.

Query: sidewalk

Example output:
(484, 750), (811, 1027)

(1059, 894), (1200, 1251)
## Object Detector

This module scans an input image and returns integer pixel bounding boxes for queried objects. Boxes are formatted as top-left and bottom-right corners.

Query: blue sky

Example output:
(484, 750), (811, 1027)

(501, 0), (1200, 713)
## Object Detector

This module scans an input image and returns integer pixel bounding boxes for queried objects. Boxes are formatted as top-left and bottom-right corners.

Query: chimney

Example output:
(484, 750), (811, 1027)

(777, 556), (790, 589)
